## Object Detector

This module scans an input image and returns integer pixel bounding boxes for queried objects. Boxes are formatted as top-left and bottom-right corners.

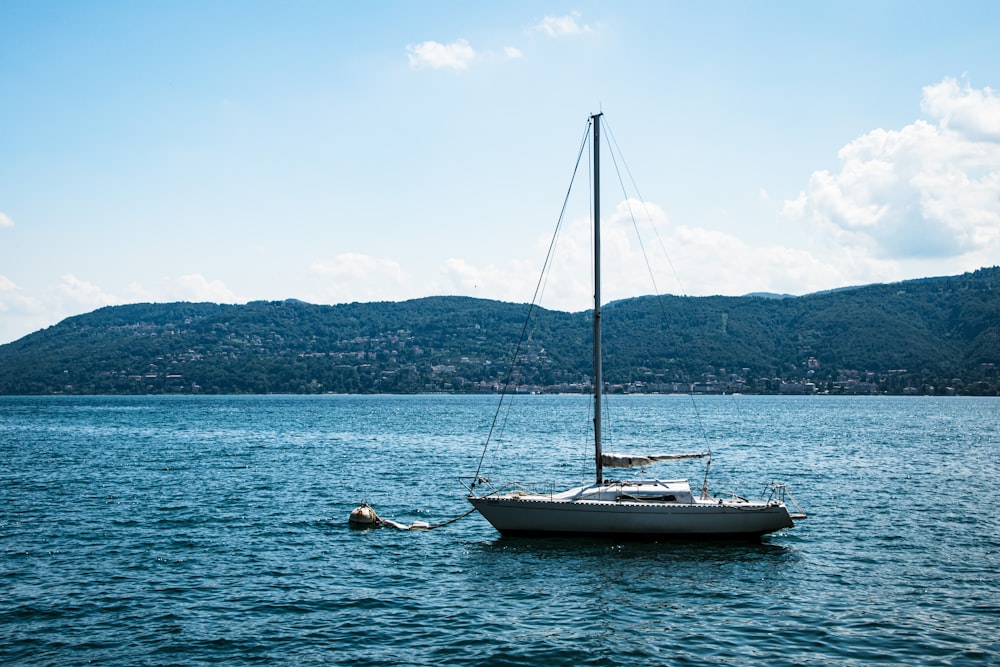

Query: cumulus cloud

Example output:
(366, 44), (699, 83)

(785, 78), (1000, 265)
(0, 275), (43, 343)
(661, 225), (849, 297)
(437, 198), (844, 311)
(921, 77), (1000, 140)
(116, 275), (237, 304)
(0, 212), (13, 228)
(405, 14), (588, 71)
(0, 273), (120, 343)
(407, 39), (475, 70)
(55, 274), (118, 309)
(309, 253), (418, 303)
(161, 274), (239, 303)
(538, 200), (845, 306)
(436, 256), (541, 303)
(534, 11), (592, 37)
(0, 272), (247, 343)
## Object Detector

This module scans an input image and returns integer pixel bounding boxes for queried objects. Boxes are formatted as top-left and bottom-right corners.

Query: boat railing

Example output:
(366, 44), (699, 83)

(460, 475), (496, 495)
(714, 491), (751, 503)
(768, 482), (807, 520)
(461, 476), (543, 498)
(463, 476), (576, 500)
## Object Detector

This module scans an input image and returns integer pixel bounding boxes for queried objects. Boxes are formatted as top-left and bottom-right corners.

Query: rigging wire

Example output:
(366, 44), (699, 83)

(603, 120), (688, 298)
(474, 113), (738, 493)
(604, 121), (747, 452)
(601, 118), (714, 459)
(471, 118), (595, 488)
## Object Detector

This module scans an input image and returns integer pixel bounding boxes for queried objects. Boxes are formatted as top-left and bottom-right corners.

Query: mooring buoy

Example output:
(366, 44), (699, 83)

(348, 502), (380, 526)
(348, 501), (475, 531)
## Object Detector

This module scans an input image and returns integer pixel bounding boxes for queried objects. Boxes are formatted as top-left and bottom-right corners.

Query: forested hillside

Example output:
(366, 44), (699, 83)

(0, 267), (996, 395)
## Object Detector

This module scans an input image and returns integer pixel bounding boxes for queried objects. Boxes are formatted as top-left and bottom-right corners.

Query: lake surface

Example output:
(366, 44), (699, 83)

(1, 394), (997, 665)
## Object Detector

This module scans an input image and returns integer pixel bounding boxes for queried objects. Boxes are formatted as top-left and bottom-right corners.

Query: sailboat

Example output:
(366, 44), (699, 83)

(466, 113), (804, 538)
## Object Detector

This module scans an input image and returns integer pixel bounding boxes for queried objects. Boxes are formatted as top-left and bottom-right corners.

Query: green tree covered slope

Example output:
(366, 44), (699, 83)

(0, 268), (996, 395)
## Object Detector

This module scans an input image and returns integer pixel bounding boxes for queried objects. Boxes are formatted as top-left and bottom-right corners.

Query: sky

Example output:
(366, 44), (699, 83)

(2, 1), (999, 344)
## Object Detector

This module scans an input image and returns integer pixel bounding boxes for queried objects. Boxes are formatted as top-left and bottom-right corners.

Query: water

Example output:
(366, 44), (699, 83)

(1, 394), (997, 666)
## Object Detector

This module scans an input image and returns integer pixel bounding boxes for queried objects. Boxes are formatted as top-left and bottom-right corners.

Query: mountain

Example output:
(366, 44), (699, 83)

(0, 268), (997, 395)
(741, 292), (795, 299)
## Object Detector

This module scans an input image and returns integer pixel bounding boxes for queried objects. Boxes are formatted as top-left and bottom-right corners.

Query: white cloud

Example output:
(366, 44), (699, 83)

(503, 46), (523, 59)
(119, 275), (237, 303)
(534, 11), (592, 37)
(55, 274), (118, 309)
(309, 253), (417, 303)
(0, 275), (45, 343)
(162, 274), (239, 303)
(0, 274), (121, 344)
(784, 78), (1000, 264)
(0, 212), (13, 228)
(663, 225), (853, 296)
(595, 200), (844, 300)
(436, 256), (540, 304)
(0, 273), (242, 343)
(441, 199), (845, 311)
(921, 77), (1000, 141)
(406, 39), (475, 70)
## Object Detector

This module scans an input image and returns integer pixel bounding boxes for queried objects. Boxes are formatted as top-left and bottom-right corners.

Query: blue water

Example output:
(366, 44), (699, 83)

(1, 394), (997, 666)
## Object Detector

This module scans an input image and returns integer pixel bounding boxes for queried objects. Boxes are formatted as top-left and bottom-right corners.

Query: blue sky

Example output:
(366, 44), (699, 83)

(2, 1), (999, 344)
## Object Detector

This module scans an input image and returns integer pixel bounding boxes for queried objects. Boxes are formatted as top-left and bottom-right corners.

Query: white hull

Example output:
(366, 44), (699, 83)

(468, 490), (794, 538)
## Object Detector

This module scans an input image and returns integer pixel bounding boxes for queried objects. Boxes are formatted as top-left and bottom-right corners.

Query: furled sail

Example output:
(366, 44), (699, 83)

(601, 452), (710, 469)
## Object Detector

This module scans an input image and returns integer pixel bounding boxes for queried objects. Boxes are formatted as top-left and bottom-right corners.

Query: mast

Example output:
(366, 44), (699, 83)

(592, 112), (603, 485)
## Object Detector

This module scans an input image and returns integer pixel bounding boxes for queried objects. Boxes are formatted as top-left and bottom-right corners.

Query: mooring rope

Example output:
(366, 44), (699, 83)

(348, 501), (476, 531)
(425, 507), (477, 529)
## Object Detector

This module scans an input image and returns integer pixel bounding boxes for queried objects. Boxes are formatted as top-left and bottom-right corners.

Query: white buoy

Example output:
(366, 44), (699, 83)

(348, 502), (380, 526)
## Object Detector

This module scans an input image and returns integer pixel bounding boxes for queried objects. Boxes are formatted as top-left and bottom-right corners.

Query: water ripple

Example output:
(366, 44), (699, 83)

(1, 395), (997, 665)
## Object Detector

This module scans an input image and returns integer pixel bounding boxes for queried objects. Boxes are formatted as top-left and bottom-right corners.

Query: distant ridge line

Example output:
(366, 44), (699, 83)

(0, 267), (997, 396)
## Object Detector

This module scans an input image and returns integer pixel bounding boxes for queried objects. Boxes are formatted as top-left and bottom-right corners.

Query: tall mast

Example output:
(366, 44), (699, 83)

(592, 112), (603, 485)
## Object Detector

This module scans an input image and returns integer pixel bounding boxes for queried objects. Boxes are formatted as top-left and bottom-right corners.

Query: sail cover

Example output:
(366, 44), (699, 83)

(601, 452), (710, 469)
